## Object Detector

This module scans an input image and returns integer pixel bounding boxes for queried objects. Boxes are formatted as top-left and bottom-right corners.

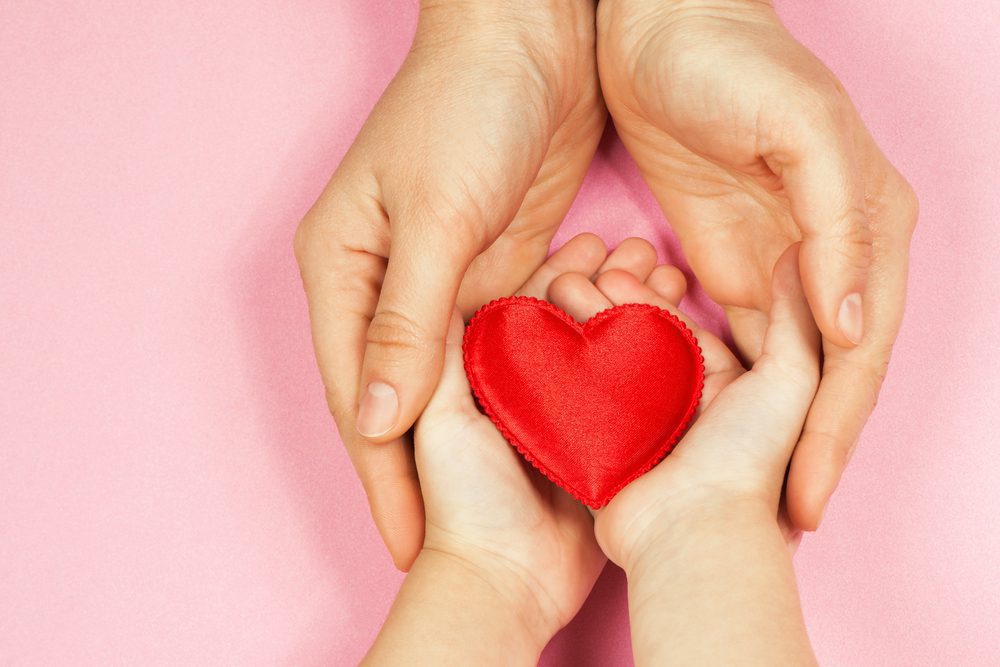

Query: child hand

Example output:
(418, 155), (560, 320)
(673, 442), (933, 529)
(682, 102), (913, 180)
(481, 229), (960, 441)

(545, 244), (820, 570)
(368, 235), (669, 662)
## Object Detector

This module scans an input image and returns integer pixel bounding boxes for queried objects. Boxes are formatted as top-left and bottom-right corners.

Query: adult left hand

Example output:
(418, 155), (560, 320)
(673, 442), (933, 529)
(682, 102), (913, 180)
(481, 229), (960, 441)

(596, 0), (919, 529)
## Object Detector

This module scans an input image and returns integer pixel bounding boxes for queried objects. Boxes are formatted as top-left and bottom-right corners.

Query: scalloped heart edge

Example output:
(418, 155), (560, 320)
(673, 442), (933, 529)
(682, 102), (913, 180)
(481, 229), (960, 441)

(463, 295), (706, 509)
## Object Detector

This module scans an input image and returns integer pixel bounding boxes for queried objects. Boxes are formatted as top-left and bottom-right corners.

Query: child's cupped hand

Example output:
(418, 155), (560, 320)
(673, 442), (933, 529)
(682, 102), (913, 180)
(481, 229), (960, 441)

(412, 233), (819, 641)
(546, 243), (822, 573)
(412, 233), (681, 642)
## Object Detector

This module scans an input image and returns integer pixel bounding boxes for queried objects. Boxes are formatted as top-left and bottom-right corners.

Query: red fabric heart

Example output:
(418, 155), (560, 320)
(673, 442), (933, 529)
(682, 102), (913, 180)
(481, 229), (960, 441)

(463, 297), (704, 508)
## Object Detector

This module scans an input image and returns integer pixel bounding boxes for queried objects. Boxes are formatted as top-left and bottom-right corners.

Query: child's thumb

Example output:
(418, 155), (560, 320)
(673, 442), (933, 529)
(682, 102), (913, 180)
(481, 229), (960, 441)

(422, 309), (477, 417)
(756, 244), (822, 398)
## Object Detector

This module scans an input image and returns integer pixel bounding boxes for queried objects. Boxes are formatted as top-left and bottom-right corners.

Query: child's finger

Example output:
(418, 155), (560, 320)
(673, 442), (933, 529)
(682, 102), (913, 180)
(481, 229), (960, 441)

(594, 269), (741, 379)
(645, 264), (687, 307)
(422, 309), (477, 416)
(548, 272), (614, 322)
(595, 237), (658, 281)
(754, 244), (822, 396)
(515, 233), (607, 300)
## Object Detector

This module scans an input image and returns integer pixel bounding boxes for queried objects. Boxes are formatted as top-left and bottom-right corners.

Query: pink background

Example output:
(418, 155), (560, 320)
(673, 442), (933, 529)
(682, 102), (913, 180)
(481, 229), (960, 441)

(2, 1), (998, 664)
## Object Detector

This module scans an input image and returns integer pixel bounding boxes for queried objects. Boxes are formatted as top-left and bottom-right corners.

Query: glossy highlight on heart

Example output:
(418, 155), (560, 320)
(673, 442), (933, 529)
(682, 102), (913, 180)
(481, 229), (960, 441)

(463, 297), (704, 508)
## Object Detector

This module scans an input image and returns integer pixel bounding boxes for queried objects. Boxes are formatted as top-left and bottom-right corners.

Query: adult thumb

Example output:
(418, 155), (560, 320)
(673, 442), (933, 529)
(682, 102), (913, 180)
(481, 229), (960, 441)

(779, 130), (873, 349)
(355, 228), (474, 442)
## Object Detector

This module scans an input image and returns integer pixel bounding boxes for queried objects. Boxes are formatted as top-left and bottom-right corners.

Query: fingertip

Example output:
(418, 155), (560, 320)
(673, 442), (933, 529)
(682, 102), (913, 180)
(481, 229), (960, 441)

(771, 243), (804, 301)
(361, 449), (426, 570)
(597, 237), (658, 280)
(567, 232), (609, 267)
(516, 234), (607, 300)
(376, 496), (424, 571)
(594, 267), (642, 295)
(356, 380), (401, 440)
(798, 237), (867, 349)
(786, 434), (847, 532)
(645, 264), (688, 306)
(549, 272), (612, 322)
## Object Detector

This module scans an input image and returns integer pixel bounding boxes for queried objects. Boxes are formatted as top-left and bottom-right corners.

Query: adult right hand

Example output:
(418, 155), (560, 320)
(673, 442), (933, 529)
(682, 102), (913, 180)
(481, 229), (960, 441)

(294, 1), (605, 570)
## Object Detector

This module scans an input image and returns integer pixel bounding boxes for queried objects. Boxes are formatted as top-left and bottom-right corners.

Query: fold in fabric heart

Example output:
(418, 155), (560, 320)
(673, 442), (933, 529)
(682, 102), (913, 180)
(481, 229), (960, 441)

(463, 297), (704, 509)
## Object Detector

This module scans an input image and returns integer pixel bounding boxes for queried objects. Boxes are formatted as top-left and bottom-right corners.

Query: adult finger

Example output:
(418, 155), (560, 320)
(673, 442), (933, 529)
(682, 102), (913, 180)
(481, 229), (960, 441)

(771, 107), (873, 349)
(295, 187), (424, 570)
(357, 221), (478, 442)
(786, 173), (916, 530)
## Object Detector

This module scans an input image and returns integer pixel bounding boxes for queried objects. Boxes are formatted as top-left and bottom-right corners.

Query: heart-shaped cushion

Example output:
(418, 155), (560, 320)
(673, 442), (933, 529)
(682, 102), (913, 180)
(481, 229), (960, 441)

(463, 297), (704, 508)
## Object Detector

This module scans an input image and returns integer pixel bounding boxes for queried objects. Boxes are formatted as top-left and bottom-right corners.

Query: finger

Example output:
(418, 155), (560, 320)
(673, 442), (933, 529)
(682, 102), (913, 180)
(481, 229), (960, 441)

(596, 237), (658, 281)
(686, 245), (820, 473)
(357, 224), (475, 442)
(295, 189), (424, 571)
(594, 269), (743, 401)
(515, 233), (608, 299)
(353, 436), (425, 571)
(786, 165), (916, 531)
(595, 269), (732, 368)
(423, 309), (476, 415)
(770, 115), (872, 349)
(644, 264), (687, 307)
(548, 272), (613, 322)
(754, 244), (822, 386)
(725, 305), (768, 366)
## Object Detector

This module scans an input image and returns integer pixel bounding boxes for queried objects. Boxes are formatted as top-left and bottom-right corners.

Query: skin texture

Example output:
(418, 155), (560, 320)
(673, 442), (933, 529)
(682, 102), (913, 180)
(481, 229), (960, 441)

(596, 0), (919, 530)
(366, 237), (819, 664)
(295, 1), (604, 569)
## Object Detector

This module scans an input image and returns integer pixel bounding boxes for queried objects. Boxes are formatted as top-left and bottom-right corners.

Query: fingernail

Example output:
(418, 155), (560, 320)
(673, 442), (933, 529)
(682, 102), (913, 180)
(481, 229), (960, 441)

(837, 292), (864, 345)
(357, 381), (398, 438)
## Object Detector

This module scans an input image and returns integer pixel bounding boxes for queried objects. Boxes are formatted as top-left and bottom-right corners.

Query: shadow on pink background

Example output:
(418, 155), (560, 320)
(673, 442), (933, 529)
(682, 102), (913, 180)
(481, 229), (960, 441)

(1, 1), (998, 664)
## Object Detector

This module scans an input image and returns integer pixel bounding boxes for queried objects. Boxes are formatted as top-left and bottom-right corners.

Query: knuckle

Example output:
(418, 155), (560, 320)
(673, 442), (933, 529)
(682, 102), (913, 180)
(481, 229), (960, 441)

(823, 210), (874, 272)
(828, 349), (891, 412)
(293, 214), (319, 267)
(899, 181), (920, 234)
(797, 74), (852, 129)
(366, 308), (438, 358)
(803, 426), (853, 469)
(759, 357), (819, 398)
(294, 208), (345, 269)
(323, 383), (352, 427)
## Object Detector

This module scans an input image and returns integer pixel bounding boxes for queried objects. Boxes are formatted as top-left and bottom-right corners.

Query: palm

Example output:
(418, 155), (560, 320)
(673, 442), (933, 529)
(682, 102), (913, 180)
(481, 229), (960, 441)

(416, 407), (602, 622)
(597, 7), (818, 318)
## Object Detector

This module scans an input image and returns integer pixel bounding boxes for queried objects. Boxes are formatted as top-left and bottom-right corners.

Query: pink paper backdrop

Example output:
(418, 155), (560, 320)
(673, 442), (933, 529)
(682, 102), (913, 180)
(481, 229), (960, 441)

(2, 1), (998, 664)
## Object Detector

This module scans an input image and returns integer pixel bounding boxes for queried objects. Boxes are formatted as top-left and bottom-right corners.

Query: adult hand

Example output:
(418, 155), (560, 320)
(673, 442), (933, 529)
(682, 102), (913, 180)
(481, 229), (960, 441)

(295, 1), (604, 569)
(596, 0), (919, 529)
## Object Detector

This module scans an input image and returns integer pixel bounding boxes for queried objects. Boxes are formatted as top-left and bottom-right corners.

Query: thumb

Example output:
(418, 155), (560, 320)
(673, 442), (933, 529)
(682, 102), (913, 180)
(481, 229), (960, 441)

(776, 125), (872, 349)
(356, 228), (474, 441)
(757, 243), (822, 384)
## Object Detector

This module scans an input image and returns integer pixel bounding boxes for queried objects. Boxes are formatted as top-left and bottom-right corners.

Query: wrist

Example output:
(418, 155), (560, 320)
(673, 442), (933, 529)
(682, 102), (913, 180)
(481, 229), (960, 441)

(414, 0), (596, 80)
(612, 494), (816, 666)
(414, 546), (554, 658)
(598, 489), (777, 573)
